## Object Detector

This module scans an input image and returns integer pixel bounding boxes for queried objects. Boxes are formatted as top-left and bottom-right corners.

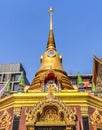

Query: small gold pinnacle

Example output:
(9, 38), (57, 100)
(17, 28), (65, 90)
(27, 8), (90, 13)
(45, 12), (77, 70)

(49, 7), (54, 30)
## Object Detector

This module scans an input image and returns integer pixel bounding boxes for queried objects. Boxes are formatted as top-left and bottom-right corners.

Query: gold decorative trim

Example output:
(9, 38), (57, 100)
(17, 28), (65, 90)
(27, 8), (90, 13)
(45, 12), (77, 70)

(13, 107), (21, 117)
(90, 109), (102, 127)
(25, 92), (77, 126)
(0, 92), (102, 111)
(0, 110), (11, 129)
(81, 106), (88, 116)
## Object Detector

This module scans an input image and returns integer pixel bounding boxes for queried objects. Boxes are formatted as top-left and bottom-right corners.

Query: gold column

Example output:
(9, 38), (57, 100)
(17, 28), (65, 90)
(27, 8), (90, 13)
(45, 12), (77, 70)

(81, 106), (89, 130)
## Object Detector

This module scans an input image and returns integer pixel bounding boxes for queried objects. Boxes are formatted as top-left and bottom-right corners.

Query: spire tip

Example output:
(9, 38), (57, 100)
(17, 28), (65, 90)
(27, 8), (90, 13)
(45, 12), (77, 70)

(49, 7), (54, 30)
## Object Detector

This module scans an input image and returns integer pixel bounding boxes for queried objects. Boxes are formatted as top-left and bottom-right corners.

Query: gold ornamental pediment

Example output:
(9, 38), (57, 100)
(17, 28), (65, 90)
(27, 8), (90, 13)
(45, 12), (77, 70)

(25, 92), (77, 126)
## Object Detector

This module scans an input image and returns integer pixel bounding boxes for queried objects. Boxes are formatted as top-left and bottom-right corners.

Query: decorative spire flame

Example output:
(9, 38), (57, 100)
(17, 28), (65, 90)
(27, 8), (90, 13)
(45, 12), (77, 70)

(49, 7), (54, 30)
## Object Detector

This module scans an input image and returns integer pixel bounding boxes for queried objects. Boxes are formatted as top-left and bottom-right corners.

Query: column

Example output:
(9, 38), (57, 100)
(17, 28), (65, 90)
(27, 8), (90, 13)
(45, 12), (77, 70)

(12, 107), (21, 130)
(81, 106), (90, 130)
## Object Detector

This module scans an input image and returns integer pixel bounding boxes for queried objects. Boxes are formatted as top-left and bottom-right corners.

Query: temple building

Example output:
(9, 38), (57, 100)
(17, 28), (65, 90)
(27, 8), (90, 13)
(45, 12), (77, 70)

(0, 7), (102, 130)
(69, 74), (92, 92)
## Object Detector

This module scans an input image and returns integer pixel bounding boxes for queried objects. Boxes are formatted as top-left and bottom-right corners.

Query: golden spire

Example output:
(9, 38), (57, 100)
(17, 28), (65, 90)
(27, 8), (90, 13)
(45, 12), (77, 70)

(29, 7), (74, 91)
(46, 7), (56, 51)
(49, 7), (53, 30)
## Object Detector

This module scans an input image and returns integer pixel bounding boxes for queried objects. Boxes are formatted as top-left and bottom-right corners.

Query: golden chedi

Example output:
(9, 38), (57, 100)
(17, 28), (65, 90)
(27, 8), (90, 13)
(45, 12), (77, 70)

(29, 7), (73, 91)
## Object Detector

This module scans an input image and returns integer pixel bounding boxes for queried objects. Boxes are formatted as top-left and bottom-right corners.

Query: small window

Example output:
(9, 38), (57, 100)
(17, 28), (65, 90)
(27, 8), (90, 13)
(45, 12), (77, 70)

(78, 87), (84, 92)
(13, 83), (23, 92)
(14, 74), (20, 81)
(13, 83), (18, 91)
(84, 87), (91, 90)
(11, 74), (15, 81)
(3, 74), (7, 82)
(71, 80), (77, 85)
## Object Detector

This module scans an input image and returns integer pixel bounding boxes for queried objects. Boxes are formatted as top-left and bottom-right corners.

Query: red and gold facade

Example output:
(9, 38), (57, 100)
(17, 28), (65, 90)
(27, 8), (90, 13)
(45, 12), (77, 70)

(0, 91), (102, 130)
(0, 7), (102, 130)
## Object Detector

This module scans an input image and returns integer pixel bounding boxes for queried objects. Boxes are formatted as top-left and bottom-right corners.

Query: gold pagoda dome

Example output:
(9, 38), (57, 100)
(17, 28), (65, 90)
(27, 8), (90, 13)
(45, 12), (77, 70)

(29, 7), (73, 91)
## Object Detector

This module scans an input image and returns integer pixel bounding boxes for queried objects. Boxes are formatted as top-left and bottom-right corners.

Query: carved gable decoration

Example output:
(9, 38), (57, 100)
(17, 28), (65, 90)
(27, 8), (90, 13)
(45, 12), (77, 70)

(0, 110), (12, 129)
(91, 109), (102, 127)
(25, 92), (77, 126)
(96, 64), (102, 90)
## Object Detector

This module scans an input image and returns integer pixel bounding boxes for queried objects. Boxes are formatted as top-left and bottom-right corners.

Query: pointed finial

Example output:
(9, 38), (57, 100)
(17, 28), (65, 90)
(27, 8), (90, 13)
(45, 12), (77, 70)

(46, 7), (56, 51)
(92, 50), (96, 57)
(49, 7), (54, 30)
(6, 80), (11, 92)
(19, 73), (25, 87)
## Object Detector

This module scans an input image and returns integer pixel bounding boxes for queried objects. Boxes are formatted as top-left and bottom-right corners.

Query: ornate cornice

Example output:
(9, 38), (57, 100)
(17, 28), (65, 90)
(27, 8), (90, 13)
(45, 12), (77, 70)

(0, 92), (102, 111)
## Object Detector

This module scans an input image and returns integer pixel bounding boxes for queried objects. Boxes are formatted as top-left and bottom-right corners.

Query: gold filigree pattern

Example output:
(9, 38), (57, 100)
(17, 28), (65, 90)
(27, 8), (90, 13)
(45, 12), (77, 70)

(90, 109), (102, 127)
(25, 92), (77, 126)
(0, 110), (11, 129)
(81, 106), (88, 116)
(39, 108), (60, 121)
(13, 107), (21, 117)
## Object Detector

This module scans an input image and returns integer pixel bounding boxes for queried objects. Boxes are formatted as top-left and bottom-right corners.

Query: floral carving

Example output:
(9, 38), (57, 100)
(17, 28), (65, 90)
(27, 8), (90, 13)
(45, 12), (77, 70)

(0, 110), (11, 129)
(40, 108), (60, 121)
(91, 109), (102, 127)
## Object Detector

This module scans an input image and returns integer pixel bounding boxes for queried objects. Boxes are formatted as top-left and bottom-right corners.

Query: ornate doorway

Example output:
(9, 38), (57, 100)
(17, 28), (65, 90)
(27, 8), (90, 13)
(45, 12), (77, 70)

(35, 126), (66, 130)
(25, 93), (77, 130)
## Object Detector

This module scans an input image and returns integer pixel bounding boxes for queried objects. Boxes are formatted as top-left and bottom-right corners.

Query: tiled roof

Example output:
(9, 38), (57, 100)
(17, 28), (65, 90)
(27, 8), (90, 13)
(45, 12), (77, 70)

(0, 63), (24, 72)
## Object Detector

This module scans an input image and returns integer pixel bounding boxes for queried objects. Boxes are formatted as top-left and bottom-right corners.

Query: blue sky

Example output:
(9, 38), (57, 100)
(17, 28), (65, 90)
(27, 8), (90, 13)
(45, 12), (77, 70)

(0, 0), (102, 83)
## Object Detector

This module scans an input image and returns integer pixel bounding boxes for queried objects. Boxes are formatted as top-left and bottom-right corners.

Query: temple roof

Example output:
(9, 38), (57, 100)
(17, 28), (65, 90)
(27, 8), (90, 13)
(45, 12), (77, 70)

(93, 55), (102, 84)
